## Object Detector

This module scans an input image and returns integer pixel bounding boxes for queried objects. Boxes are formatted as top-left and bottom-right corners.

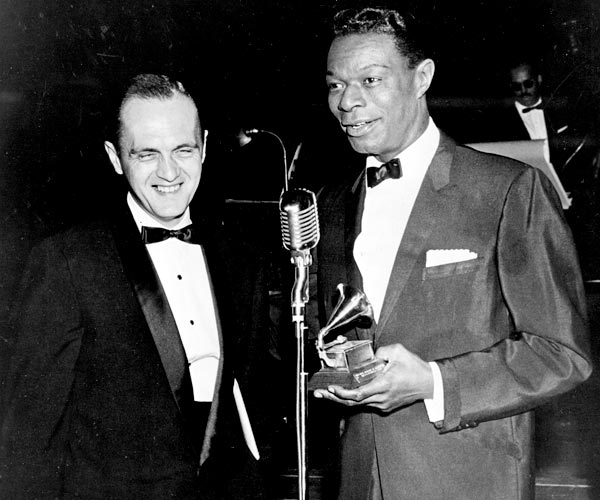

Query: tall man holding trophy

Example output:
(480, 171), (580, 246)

(311, 6), (592, 500)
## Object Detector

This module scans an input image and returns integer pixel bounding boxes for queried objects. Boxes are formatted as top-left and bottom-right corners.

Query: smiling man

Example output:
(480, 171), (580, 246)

(0, 74), (265, 500)
(313, 7), (592, 500)
(105, 86), (204, 228)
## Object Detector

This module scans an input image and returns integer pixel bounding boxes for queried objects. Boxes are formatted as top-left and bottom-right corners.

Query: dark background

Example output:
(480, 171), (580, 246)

(1, 0), (599, 224)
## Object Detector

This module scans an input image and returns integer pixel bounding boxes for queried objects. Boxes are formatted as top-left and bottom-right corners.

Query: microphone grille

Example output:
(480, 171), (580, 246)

(279, 188), (320, 252)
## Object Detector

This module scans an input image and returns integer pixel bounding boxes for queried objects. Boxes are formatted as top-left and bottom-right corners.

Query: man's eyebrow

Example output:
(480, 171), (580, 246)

(174, 142), (199, 150)
(128, 143), (199, 156)
(326, 63), (391, 76)
(128, 147), (159, 156)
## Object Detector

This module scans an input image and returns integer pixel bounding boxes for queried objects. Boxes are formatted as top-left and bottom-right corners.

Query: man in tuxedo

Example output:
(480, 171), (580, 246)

(487, 59), (596, 194)
(312, 7), (592, 500)
(0, 74), (264, 499)
(502, 61), (569, 167)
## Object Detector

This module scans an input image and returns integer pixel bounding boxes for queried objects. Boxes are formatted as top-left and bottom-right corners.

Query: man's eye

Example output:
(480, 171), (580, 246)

(327, 81), (343, 92)
(137, 152), (158, 161)
(175, 148), (195, 157)
(364, 77), (381, 86)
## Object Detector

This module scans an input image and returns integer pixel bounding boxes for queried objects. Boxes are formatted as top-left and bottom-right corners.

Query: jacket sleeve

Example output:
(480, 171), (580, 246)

(437, 168), (592, 432)
(0, 239), (84, 499)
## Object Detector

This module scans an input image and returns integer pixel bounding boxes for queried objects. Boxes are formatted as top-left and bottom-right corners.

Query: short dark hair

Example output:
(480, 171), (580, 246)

(508, 60), (541, 77)
(110, 73), (200, 150)
(332, 7), (428, 69)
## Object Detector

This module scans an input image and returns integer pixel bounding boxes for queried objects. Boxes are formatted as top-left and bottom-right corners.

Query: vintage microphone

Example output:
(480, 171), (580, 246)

(245, 129), (319, 500)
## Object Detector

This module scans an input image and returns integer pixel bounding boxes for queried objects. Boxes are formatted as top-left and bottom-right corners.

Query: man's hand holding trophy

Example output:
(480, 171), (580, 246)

(308, 284), (387, 391)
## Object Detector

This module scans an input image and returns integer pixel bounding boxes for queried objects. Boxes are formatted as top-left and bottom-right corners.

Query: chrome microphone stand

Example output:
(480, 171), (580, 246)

(245, 128), (314, 500)
(290, 250), (311, 500)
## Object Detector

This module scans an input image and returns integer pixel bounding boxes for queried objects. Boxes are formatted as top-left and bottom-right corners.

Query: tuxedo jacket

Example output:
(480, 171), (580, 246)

(0, 198), (252, 500)
(315, 132), (592, 500)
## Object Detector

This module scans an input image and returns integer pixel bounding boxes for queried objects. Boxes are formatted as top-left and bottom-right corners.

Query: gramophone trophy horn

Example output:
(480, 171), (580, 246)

(317, 284), (374, 351)
(308, 284), (386, 390)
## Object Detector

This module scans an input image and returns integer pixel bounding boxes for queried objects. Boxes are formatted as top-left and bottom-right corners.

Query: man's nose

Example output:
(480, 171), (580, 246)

(513, 82), (529, 94)
(338, 84), (365, 112)
(156, 157), (178, 181)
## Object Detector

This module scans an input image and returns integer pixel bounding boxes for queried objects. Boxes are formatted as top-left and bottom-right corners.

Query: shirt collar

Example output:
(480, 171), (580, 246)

(515, 98), (543, 112)
(366, 117), (440, 174)
(126, 192), (192, 233)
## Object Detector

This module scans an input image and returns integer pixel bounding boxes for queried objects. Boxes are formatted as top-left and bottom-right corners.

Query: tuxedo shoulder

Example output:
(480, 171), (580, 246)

(449, 144), (556, 200)
(456, 143), (532, 178)
(35, 218), (116, 256)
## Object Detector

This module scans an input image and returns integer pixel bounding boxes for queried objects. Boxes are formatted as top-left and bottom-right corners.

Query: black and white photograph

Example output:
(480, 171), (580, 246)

(1, 1), (599, 499)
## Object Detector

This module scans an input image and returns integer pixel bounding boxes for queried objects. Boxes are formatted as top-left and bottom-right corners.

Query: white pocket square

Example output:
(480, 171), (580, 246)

(426, 249), (478, 268)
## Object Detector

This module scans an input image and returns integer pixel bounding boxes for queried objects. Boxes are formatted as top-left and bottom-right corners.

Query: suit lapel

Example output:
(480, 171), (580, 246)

(376, 134), (456, 338)
(511, 107), (531, 139)
(109, 203), (192, 419)
(345, 170), (367, 291)
(544, 106), (566, 137)
(195, 235), (230, 464)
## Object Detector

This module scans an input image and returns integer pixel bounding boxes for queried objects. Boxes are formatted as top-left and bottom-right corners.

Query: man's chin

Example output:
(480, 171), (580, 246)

(518, 98), (537, 107)
(147, 205), (189, 227)
(347, 136), (375, 155)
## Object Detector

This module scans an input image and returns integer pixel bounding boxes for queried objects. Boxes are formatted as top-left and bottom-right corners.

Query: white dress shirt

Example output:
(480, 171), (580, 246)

(515, 98), (547, 140)
(353, 118), (444, 422)
(127, 194), (260, 458)
(515, 98), (552, 164)
(127, 193), (220, 402)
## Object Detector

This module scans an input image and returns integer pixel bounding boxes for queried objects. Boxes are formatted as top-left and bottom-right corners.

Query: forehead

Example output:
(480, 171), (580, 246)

(120, 95), (199, 143)
(327, 33), (407, 74)
(510, 65), (535, 81)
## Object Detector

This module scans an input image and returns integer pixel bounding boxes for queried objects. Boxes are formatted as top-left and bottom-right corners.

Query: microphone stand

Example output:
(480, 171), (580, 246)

(245, 127), (311, 500)
(290, 249), (311, 500)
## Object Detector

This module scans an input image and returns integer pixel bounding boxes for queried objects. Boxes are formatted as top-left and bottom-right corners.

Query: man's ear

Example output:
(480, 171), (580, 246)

(201, 129), (208, 164)
(415, 58), (435, 99)
(104, 141), (123, 175)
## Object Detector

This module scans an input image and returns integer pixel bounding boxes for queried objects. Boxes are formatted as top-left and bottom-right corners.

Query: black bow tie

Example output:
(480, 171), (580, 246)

(522, 103), (544, 114)
(367, 158), (402, 188)
(141, 224), (199, 244)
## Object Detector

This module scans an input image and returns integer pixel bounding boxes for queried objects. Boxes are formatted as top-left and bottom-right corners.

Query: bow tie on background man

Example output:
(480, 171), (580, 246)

(522, 103), (544, 114)
(367, 158), (402, 188)
(141, 224), (200, 244)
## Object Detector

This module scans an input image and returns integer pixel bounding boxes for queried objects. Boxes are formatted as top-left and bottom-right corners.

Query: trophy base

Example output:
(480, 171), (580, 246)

(308, 357), (388, 391)
(308, 369), (356, 391)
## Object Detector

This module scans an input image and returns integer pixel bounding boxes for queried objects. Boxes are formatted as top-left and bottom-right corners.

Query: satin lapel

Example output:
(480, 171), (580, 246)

(346, 169), (381, 341)
(195, 236), (227, 465)
(543, 106), (564, 138)
(345, 170), (367, 291)
(376, 134), (456, 338)
(109, 206), (191, 417)
(514, 108), (531, 139)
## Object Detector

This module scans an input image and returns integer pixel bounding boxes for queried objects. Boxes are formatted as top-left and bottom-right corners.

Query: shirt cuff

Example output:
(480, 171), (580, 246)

(423, 361), (444, 423)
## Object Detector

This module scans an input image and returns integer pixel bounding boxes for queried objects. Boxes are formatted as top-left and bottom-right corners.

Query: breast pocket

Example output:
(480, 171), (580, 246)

(420, 257), (485, 349)
(422, 257), (482, 281)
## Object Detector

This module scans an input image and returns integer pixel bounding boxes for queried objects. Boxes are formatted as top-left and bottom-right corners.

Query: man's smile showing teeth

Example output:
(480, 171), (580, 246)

(155, 184), (181, 193)
(344, 119), (377, 137)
